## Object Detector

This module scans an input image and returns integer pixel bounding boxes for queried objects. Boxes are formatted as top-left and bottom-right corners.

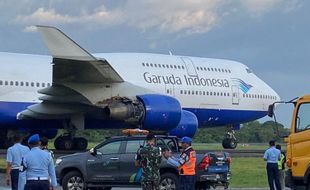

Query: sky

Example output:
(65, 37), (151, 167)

(0, 0), (309, 127)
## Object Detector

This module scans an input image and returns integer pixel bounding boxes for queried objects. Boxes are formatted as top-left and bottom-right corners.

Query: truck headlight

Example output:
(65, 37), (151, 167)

(55, 158), (62, 165)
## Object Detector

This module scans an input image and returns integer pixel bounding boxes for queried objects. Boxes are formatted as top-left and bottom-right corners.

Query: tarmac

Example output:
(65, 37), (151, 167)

(0, 173), (278, 190)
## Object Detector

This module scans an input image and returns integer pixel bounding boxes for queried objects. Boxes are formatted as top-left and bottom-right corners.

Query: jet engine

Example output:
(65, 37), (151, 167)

(106, 94), (182, 131)
(169, 110), (198, 138)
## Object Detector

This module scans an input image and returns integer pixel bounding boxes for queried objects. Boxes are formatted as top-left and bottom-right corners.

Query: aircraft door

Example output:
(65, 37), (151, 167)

(181, 57), (197, 77)
(231, 85), (240, 105)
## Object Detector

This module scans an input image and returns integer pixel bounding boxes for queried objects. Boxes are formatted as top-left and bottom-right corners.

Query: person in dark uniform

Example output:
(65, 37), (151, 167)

(264, 140), (281, 190)
(23, 134), (57, 190)
(164, 136), (196, 190)
(6, 133), (30, 190)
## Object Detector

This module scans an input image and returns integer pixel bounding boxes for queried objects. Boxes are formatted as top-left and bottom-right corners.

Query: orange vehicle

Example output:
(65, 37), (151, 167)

(269, 95), (310, 189)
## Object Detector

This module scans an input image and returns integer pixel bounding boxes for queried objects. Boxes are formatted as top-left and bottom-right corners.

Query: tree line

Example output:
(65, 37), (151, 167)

(72, 120), (289, 143)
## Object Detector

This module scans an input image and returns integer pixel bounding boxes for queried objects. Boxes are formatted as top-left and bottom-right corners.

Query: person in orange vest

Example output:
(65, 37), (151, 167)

(163, 136), (196, 190)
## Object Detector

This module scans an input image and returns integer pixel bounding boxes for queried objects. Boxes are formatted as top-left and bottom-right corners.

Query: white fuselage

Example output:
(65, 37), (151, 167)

(0, 52), (280, 128)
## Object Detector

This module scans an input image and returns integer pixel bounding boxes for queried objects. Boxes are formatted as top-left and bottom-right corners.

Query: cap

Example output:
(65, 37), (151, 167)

(28, 134), (40, 144)
(180, 136), (192, 144)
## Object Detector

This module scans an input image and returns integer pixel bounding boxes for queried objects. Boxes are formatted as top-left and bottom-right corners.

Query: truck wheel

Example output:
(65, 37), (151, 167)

(62, 171), (85, 190)
(160, 173), (178, 190)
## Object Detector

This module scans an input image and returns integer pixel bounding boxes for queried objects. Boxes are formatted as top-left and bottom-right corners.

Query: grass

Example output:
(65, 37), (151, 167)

(0, 156), (269, 188)
(193, 143), (284, 151)
(230, 157), (268, 188)
(0, 158), (6, 169)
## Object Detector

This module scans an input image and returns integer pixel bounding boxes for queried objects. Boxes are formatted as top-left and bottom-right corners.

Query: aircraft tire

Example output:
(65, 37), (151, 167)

(74, 137), (88, 150)
(54, 136), (74, 150)
(222, 138), (230, 149)
(228, 139), (237, 149)
(222, 138), (237, 149)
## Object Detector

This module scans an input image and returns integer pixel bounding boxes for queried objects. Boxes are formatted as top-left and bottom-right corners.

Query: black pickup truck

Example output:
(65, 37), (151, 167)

(55, 135), (231, 190)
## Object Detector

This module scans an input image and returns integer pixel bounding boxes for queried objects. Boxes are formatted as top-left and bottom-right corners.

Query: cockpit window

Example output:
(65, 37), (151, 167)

(246, 68), (253, 73)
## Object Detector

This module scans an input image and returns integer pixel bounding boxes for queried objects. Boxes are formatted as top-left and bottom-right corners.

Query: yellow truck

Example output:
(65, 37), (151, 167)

(269, 95), (310, 189)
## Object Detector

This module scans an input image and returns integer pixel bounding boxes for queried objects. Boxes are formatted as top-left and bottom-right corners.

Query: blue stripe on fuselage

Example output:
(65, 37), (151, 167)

(0, 101), (267, 129)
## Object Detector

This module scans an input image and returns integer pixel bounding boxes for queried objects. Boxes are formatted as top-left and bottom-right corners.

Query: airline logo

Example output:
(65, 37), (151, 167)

(232, 78), (253, 93)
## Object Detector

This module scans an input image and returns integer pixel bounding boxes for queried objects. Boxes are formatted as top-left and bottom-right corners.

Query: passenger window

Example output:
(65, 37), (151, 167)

(5, 81), (8, 85)
(125, 140), (145, 153)
(26, 82), (29, 86)
(42, 83), (45, 87)
(20, 82), (24, 86)
(36, 82), (40, 87)
(97, 141), (121, 155)
(31, 82), (34, 87)
(15, 81), (19, 86)
(10, 81), (13, 86)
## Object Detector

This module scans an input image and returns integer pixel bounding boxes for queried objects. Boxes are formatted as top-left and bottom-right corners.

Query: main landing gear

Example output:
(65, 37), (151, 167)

(222, 126), (238, 149)
(54, 134), (88, 151)
(54, 123), (88, 151)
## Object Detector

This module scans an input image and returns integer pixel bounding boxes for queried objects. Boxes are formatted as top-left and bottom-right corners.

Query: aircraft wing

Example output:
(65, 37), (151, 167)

(17, 26), (124, 122)
(37, 25), (123, 83)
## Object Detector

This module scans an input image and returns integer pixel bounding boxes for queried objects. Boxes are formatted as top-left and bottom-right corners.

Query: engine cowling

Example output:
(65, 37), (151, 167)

(106, 94), (182, 131)
(137, 94), (182, 131)
(169, 110), (198, 138)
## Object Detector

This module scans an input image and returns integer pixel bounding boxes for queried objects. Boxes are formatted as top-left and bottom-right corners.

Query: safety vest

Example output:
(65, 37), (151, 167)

(178, 147), (196, 175)
(278, 153), (285, 170)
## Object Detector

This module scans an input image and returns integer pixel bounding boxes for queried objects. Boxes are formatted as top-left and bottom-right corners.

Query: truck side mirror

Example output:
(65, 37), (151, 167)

(268, 104), (275, 117)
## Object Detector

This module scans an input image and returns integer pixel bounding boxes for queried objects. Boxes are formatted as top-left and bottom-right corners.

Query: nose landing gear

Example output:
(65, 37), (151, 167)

(222, 126), (238, 149)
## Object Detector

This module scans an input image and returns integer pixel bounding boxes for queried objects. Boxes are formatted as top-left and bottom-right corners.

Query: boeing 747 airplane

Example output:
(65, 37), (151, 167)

(0, 26), (280, 150)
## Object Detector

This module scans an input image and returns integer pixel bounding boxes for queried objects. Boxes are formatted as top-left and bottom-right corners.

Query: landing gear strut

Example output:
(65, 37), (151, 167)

(222, 126), (238, 149)
(54, 123), (88, 151)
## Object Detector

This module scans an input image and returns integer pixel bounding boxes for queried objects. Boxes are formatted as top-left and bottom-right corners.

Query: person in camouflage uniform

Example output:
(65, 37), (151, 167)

(136, 134), (162, 190)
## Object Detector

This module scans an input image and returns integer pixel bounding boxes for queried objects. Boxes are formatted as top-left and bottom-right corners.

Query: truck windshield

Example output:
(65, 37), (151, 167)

(296, 103), (310, 132)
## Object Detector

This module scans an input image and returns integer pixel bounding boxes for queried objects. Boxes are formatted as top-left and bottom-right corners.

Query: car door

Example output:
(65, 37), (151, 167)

(86, 140), (122, 182)
(119, 139), (145, 184)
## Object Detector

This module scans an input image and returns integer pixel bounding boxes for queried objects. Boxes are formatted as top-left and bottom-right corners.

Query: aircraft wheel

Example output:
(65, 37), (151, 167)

(228, 139), (237, 149)
(74, 137), (88, 150)
(54, 136), (74, 150)
(222, 138), (237, 149)
(222, 138), (230, 149)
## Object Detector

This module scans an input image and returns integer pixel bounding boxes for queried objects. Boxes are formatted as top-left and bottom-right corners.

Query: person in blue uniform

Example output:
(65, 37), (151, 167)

(6, 134), (30, 190)
(23, 134), (57, 190)
(264, 140), (281, 190)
